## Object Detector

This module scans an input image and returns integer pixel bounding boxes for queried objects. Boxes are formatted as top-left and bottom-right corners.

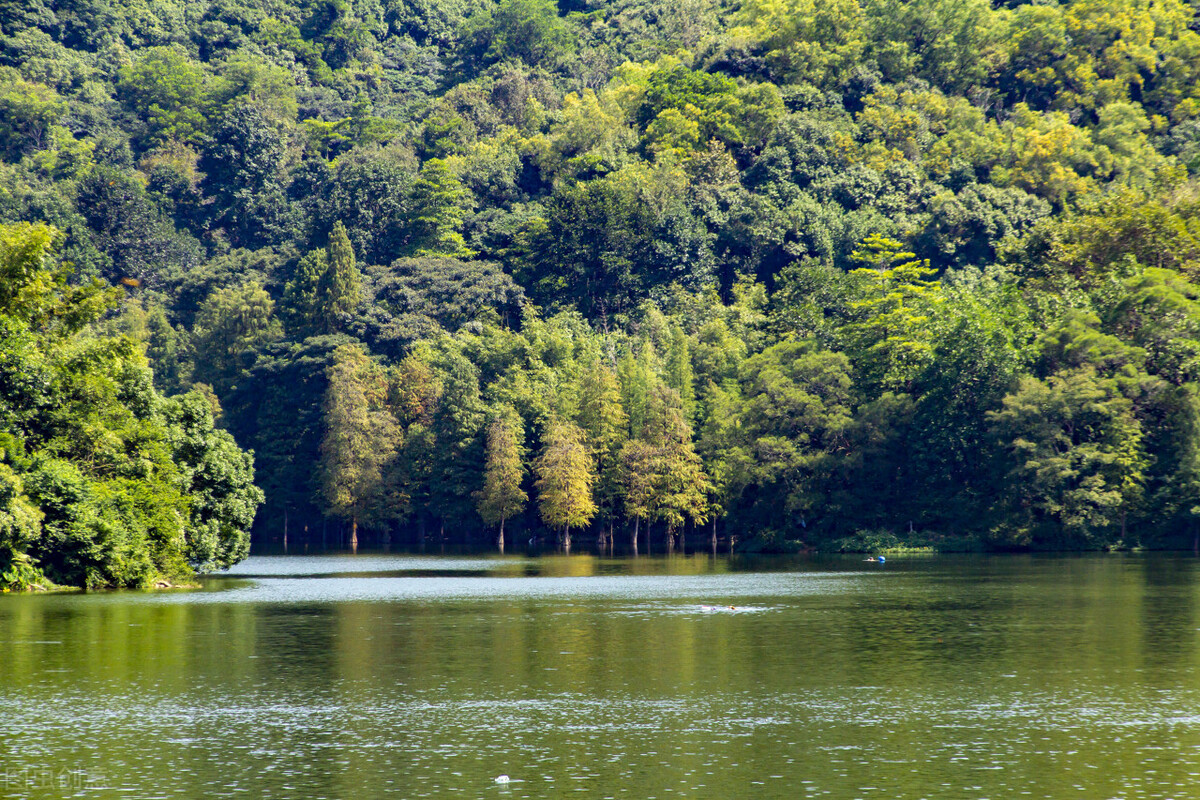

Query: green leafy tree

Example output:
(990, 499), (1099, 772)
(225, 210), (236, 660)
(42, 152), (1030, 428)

(864, 0), (1001, 92)
(0, 459), (43, 590)
(320, 148), (418, 265)
(987, 314), (1156, 548)
(664, 324), (696, 421)
(0, 73), (64, 159)
(904, 269), (1035, 533)
(427, 342), (488, 534)
(75, 166), (203, 288)
(694, 378), (746, 551)
(729, 0), (865, 87)
(190, 281), (282, 396)
(988, 368), (1147, 548)
(460, 0), (575, 71)
(199, 104), (297, 247)
(231, 335), (354, 543)
(636, 64), (783, 151)
(116, 45), (230, 149)
(166, 392), (263, 571)
(1105, 268), (1200, 386)
(733, 341), (855, 542)
(320, 220), (362, 319)
(520, 166), (715, 320)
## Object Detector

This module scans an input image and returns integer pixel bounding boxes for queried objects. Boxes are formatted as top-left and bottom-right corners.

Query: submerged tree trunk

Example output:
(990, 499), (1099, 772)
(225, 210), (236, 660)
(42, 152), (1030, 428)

(498, 517), (506, 554)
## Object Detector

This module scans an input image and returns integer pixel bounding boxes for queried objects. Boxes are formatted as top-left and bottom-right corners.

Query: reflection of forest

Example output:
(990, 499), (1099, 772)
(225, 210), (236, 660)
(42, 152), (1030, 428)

(2, 555), (1200, 796)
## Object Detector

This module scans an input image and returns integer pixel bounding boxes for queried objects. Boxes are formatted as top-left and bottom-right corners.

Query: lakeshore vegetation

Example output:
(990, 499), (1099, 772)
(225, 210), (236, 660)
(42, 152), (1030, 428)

(6, 0), (1200, 584)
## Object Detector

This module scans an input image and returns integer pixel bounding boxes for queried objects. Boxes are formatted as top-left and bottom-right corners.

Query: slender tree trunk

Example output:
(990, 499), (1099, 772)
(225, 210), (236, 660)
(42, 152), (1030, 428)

(711, 517), (717, 557)
(283, 508), (288, 553)
(350, 515), (358, 551)
(667, 526), (675, 554)
(680, 525), (686, 555)
(419, 517), (426, 553)
(440, 522), (445, 554)
(322, 518), (327, 550)
(632, 517), (639, 556)
(647, 521), (652, 556)
(498, 517), (505, 554)
(564, 526), (571, 555)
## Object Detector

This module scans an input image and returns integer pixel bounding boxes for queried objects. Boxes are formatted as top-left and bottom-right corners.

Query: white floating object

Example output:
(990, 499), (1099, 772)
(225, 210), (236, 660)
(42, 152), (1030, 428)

(495, 775), (511, 784)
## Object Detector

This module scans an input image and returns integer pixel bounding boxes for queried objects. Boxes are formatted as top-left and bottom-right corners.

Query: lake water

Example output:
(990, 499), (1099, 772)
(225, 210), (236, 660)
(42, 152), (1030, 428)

(2, 553), (1200, 799)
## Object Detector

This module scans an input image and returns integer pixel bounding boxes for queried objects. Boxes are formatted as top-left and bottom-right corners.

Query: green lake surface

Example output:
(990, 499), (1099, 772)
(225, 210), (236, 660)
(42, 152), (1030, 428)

(3, 553), (1200, 799)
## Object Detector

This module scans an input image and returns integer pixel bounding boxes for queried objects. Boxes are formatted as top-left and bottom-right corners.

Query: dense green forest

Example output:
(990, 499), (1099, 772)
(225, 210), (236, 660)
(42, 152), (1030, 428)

(6, 0), (1200, 572)
(0, 222), (261, 589)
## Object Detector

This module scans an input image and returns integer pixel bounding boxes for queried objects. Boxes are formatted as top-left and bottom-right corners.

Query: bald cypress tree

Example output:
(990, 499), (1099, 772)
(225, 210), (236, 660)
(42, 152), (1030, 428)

(534, 418), (596, 553)
(477, 409), (527, 553)
(645, 384), (710, 552)
(319, 344), (401, 548)
(576, 359), (628, 549)
(618, 438), (658, 555)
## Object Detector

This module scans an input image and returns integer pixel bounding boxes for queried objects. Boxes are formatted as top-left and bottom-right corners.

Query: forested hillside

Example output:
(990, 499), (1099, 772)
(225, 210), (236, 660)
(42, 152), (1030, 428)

(5, 0), (1200, 557)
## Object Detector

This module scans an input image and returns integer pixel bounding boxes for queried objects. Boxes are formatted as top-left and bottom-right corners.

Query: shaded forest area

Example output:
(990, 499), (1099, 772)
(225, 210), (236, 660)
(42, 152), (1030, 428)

(7, 0), (1200, 561)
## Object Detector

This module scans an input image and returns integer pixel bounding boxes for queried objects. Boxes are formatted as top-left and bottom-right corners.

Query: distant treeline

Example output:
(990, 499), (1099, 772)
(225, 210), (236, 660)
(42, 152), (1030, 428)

(5, 0), (1200, 565)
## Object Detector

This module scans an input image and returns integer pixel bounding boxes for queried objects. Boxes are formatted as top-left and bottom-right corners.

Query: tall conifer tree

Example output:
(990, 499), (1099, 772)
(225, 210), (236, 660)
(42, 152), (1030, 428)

(477, 409), (527, 552)
(319, 344), (401, 548)
(535, 418), (596, 552)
